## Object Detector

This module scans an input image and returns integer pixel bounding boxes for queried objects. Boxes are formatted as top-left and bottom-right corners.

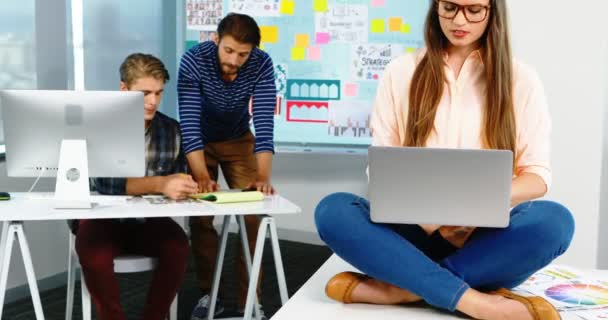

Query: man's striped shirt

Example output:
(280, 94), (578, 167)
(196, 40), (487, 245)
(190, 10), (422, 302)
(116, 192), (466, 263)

(177, 41), (276, 154)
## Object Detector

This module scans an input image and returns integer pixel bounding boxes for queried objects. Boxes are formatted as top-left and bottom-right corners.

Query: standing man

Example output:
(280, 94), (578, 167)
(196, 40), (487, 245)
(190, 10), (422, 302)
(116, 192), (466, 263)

(177, 13), (277, 319)
(75, 53), (196, 320)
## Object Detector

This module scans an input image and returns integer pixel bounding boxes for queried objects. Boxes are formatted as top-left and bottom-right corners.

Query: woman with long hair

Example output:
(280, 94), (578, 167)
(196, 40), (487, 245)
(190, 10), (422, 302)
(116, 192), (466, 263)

(315, 1), (574, 319)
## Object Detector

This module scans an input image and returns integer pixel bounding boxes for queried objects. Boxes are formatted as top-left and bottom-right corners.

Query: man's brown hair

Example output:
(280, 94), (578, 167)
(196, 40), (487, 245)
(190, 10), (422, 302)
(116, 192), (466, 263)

(119, 53), (170, 87)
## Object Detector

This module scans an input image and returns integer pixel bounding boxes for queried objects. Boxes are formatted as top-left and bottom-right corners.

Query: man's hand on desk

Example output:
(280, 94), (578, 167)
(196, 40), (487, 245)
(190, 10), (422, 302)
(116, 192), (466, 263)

(161, 174), (199, 200)
(245, 180), (276, 196)
(196, 176), (220, 193)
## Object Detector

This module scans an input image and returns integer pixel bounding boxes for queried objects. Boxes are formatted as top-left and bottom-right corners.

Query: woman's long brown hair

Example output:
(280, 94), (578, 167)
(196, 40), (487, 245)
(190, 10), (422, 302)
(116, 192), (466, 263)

(406, 0), (516, 164)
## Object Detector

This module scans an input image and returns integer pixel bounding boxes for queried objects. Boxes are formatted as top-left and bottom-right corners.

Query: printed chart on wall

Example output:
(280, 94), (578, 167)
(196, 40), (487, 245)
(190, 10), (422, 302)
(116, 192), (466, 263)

(185, 0), (428, 148)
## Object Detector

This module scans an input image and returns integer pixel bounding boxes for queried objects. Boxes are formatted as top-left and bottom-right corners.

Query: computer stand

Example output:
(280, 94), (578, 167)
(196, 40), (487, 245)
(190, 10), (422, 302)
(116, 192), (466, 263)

(54, 139), (91, 209)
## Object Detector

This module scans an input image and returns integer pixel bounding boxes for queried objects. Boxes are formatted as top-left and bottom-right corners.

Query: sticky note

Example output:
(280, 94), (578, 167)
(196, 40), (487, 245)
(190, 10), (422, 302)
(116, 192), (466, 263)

(371, 19), (385, 33)
(260, 26), (279, 43)
(389, 17), (403, 32)
(291, 47), (306, 61)
(295, 34), (310, 48)
(345, 83), (358, 97)
(401, 23), (411, 34)
(406, 47), (416, 53)
(313, 0), (328, 12)
(259, 43), (265, 51)
(371, 0), (386, 7)
(308, 46), (321, 60)
(315, 32), (330, 44)
(280, 0), (295, 15)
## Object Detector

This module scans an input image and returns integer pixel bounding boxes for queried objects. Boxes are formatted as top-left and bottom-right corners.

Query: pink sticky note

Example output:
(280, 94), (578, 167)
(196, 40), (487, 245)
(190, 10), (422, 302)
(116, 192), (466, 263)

(315, 32), (330, 45)
(371, 0), (385, 7)
(308, 46), (322, 60)
(345, 83), (359, 97)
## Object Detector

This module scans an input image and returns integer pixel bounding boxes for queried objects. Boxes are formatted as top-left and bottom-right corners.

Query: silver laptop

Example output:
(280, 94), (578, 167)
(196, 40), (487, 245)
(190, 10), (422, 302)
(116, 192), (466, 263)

(368, 146), (513, 227)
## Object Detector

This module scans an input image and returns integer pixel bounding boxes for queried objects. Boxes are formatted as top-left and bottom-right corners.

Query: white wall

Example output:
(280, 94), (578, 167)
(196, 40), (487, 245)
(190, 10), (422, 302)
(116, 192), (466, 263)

(508, 1), (607, 268)
(271, 152), (368, 244)
(598, 27), (608, 269)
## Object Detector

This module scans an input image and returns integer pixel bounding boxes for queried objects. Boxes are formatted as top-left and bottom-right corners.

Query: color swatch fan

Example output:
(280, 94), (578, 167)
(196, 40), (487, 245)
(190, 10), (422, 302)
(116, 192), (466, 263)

(545, 284), (608, 306)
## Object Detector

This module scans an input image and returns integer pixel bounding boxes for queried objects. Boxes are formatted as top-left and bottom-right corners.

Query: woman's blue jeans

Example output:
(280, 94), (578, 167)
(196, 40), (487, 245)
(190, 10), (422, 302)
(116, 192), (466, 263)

(315, 192), (574, 311)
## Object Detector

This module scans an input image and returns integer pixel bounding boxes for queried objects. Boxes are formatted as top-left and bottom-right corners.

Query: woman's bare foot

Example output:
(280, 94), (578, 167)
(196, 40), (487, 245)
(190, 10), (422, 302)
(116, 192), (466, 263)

(349, 278), (422, 305)
(457, 289), (534, 320)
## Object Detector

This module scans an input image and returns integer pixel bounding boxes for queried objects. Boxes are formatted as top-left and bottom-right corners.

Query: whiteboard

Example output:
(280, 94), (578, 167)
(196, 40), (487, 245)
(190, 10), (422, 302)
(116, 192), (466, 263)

(184, 0), (428, 149)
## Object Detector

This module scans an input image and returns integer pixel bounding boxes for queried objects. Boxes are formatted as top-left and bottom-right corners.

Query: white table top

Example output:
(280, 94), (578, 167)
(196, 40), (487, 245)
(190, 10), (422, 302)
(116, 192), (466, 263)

(272, 254), (604, 320)
(0, 192), (301, 221)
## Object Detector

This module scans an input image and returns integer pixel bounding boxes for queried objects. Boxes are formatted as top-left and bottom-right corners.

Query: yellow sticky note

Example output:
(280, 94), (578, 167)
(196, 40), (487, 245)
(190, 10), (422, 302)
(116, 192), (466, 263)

(280, 0), (295, 15)
(295, 34), (310, 48)
(371, 19), (385, 33)
(401, 23), (411, 34)
(313, 0), (328, 12)
(389, 17), (403, 32)
(406, 47), (416, 53)
(291, 47), (306, 61)
(260, 43), (266, 51)
(260, 26), (279, 43)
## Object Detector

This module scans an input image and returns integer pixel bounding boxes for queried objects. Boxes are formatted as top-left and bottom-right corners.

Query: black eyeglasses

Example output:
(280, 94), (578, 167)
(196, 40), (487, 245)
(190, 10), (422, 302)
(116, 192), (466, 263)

(436, 0), (490, 23)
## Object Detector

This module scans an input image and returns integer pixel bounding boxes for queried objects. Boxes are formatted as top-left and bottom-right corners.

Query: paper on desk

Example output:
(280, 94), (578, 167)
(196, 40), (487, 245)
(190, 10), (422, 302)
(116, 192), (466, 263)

(576, 308), (608, 320)
(190, 191), (264, 203)
(514, 265), (608, 312)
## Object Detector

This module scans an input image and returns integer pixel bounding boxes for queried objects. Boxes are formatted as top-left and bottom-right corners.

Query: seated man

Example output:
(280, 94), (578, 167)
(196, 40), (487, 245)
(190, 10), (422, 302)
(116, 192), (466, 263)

(72, 53), (198, 320)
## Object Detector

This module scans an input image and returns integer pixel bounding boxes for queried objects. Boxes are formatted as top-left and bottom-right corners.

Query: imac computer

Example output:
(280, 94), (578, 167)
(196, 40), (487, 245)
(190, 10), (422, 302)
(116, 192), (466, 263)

(0, 90), (145, 208)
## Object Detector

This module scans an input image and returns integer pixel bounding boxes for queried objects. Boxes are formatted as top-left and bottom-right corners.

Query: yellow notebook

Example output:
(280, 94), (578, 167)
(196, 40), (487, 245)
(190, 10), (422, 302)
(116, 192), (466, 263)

(190, 191), (264, 203)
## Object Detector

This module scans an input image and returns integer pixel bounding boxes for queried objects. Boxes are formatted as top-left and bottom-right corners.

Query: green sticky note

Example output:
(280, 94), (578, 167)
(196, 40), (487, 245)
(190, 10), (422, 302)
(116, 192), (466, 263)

(371, 19), (385, 33)
(401, 23), (411, 34)
(291, 47), (306, 61)
(313, 0), (328, 12)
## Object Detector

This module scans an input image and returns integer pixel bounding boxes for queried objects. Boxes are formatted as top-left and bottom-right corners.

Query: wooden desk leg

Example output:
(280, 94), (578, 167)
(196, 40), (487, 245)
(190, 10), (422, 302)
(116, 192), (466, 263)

(236, 216), (262, 320)
(208, 215), (231, 320)
(0, 222), (45, 319)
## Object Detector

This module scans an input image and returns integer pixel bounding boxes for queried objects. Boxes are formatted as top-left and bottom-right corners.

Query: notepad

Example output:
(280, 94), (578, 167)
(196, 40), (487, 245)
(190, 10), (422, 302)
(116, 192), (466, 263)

(190, 191), (264, 203)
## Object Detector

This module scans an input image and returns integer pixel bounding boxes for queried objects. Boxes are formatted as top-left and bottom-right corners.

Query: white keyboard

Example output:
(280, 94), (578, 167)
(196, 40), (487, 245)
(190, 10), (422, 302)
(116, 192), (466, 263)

(24, 194), (130, 203)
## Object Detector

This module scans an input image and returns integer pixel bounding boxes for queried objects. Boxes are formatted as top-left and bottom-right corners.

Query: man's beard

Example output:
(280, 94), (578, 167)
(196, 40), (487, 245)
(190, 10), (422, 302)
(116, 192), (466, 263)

(221, 63), (239, 75)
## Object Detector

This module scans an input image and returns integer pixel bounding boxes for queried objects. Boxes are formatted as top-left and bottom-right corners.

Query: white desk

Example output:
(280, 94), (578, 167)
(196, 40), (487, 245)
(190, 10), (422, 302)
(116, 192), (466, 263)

(271, 254), (606, 320)
(0, 193), (301, 320)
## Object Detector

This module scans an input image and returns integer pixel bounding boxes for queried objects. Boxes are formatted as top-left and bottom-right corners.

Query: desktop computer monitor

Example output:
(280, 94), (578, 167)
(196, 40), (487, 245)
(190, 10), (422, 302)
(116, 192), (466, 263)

(0, 89), (145, 208)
